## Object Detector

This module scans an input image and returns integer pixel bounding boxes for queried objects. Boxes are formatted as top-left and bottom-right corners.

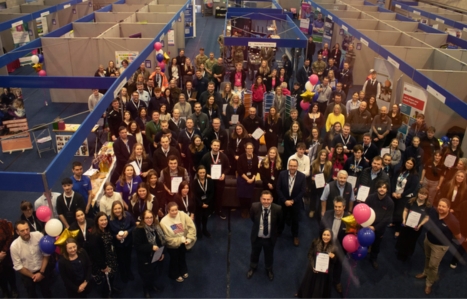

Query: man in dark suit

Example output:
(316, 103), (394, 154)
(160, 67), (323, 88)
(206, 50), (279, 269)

(320, 196), (350, 294)
(153, 136), (181, 175)
(247, 190), (283, 281)
(202, 118), (228, 152)
(276, 159), (307, 246)
(111, 126), (137, 183)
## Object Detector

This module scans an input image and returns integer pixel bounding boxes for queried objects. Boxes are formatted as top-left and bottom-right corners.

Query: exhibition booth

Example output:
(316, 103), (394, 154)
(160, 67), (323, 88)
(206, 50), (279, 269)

(0, 0), (194, 192)
(302, 0), (467, 152)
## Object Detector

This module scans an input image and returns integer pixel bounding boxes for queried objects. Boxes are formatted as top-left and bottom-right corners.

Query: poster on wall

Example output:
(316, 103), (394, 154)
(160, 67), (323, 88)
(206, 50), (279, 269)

(323, 16), (333, 40)
(56, 135), (89, 156)
(398, 82), (427, 137)
(311, 9), (324, 43)
(61, 30), (74, 38)
(11, 21), (31, 65)
(446, 28), (462, 38)
(300, 2), (312, 34)
(115, 51), (139, 68)
(184, 0), (195, 38)
(36, 16), (49, 37)
(339, 29), (355, 68)
(373, 58), (394, 110)
(168, 29), (175, 46)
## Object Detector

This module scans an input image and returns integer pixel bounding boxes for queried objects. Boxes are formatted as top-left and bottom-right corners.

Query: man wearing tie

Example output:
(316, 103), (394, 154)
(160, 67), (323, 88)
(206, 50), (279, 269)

(319, 196), (350, 294)
(362, 69), (381, 102)
(153, 136), (181, 175)
(111, 126), (137, 183)
(276, 159), (307, 246)
(247, 190), (283, 281)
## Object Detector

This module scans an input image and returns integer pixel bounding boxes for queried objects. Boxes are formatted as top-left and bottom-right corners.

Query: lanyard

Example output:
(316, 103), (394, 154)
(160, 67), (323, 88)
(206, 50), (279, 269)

(354, 159), (361, 172)
(132, 100), (140, 110)
(319, 164), (325, 173)
(288, 173), (296, 195)
(136, 158), (142, 171)
(340, 134), (349, 145)
(398, 172), (409, 185)
(211, 152), (220, 164)
(139, 199), (146, 213)
(127, 180), (134, 197)
(27, 217), (37, 231)
(270, 161), (275, 177)
(236, 138), (241, 148)
(187, 90), (192, 98)
(363, 143), (371, 155)
(293, 135), (297, 145)
(185, 130), (194, 140)
(214, 131), (219, 140)
(197, 179), (207, 194)
(182, 196), (189, 211)
(64, 192), (75, 211)
(172, 118), (180, 127)
(80, 222), (87, 241)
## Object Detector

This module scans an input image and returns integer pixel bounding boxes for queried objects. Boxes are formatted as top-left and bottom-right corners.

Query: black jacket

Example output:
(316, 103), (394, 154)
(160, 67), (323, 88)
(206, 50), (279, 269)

(133, 226), (164, 267)
(348, 109), (372, 135)
(250, 202), (282, 244)
(320, 210), (350, 244)
(58, 251), (92, 293)
(357, 168), (391, 195)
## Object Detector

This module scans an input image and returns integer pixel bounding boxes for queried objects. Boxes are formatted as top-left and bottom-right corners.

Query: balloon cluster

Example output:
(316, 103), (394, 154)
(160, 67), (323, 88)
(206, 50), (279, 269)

(31, 54), (47, 76)
(299, 74), (320, 111)
(153, 42), (169, 72)
(342, 203), (376, 261)
(36, 206), (79, 255)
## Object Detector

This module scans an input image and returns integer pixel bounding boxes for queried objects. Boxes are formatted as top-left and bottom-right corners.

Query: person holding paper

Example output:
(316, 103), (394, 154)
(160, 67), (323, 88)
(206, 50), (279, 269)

(356, 156), (390, 196)
(381, 138), (401, 166)
(287, 142), (310, 178)
(202, 118), (228, 152)
(159, 156), (190, 207)
(237, 143), (259, 218)
(395, 188), (430, 261)
(173, 181), (195, 221)
(283, 121), (303, 168)
(276, 159), (307, 246)
(305, 128), (324, 162)
(129, 183), (160, 223)
(391, 157), (420, 238)
(133, 210), (166, 298)
(441, 135), (464, 168)
(152, 136), (181, 175)
(160, 202), (197, 282)
(344, 145), (368, 182)
(434, 170), (466, 214)
(192, 166), (214, 238)
(309, 150), (333, 219)
(443, 157), (467, 182)
(264, 107), (283, 150)
(115, 164), (143, 208)
(128, 143), (153, 179)
(241, 107), (264, 156)
(259, 147), (282, 204)
(296, 229), (336, 298)
(365, 181), (394, 269)
(320, 170), (355, 216)
(200, 139), (231, 220)
(246, 191), (283, 281)
(420, 151), (445, 204)
(402, 136), (424, 175)
(228, 124), (251, 174)
(226, 94), (245, 128)
(328, 143), (348, 181)
(415, 198), (463, 295)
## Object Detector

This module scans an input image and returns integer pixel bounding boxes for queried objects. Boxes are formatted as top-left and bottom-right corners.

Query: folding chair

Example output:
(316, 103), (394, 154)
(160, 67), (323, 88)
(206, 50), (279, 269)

(31, 124), (56, 158)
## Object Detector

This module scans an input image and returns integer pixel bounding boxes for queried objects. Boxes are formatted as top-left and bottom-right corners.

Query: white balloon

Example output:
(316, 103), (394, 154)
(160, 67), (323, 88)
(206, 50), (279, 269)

(31, 55), (39, 64)
(305, 81), (314, 92)
(157, 49), (164, 55)
(45, 219), (63, 237)
(361, 208), (375, 228)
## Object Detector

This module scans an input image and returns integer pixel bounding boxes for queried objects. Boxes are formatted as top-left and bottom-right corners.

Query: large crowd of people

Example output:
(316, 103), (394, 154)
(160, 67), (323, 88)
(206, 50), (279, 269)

(1, 36), (466, 299)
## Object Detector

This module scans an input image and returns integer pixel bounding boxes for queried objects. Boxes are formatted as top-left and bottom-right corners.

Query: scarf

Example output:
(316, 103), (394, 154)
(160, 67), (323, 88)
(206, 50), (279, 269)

(144, 224), (166, 246)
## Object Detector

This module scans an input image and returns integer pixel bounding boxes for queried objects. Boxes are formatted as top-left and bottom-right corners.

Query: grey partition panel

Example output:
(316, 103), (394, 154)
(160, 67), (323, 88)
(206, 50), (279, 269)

(352, 5), (378, 11)
(359, 30), (400, 45)
(398, 34), (429, 47)
(432, 50), (465, 71)
(158, 0), (187, 4)
(384, 46), (434, 69)
(136, 12), (174, 23)
(406, 32), (448, 47)
(366, 12), (396, 20)
(341, 18), (378, 29)
(384, 21), (418, 31)
(76, 3), (93, 17)
(175, 12), (184, 50)
(73, 23), (116, 37)
(332, 11), (361, 18)
(119, 23), (165, 38)
(112, 4), (147, 12)
(44, 0), (68, 5)
(97, 25), (120, 37)
(95, 12), (134, 22)
(148, 4), (182, 12)
(20, 5), (51, 13)
(57, 6), (78, 26)
(438, 49), (463, 60)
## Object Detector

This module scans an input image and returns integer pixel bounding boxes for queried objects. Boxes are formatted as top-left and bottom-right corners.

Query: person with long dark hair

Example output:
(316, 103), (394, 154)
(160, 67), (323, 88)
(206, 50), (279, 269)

(109, 201), (135, 283)
(296, 229), (336, 298)
(305, 128), (324, 163)
(192, 166), (214, 238)
(283, 121), (303, 164)
(391, 157), (420, 238)
(309, 150), (333, 219)
(435, 170), (466, 214)
(173, 181), (196, 221)
(264, 107), (282, 150)
(69, 209), (94, 250)
(129, 182), (160, 223)
(133, 210), (166, 298)
(323, 122), (341, 153)
(87, 212), (118, 298)
(395, 188), (430, 261)
(115, 164), (143, 207)
(160, 202), (197, 282)
(420, 151), (445, 204)
(187, 135), (208, 178)
(58, 238), (92, 298)
(328, 143), (347, 181)
(237, 143), (259, 218)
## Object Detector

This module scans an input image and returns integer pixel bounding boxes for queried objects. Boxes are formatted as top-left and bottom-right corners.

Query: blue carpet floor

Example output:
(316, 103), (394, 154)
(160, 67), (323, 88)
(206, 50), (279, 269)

(0, 13), (466, 298)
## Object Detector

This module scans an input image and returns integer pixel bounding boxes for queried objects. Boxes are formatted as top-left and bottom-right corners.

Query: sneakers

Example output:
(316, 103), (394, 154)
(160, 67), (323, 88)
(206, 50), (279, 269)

(218, 211), (226, 220)
(450, 262), (458, 269)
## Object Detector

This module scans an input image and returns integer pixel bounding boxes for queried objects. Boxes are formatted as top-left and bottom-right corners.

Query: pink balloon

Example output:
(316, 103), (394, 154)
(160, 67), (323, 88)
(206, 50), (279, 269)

(361, 208), (376, 228)
(309, 74), (319, 85)
(343, 234), (359, 253)
(36, 206), (52, 222)
(353, 203), (371, 224)
(300, 100), (310, 111)
(38, 70), (47, 77)
(154, 42), (162, 51)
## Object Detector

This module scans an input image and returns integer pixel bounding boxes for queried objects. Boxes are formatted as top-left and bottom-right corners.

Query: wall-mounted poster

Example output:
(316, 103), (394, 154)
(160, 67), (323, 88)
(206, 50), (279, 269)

(184, 0), (195, 38)
(398, 82), (427, 137)
(300, 2), (312, 34)
(115, 51), (139, 68)
(168, 29), (175, 46)
(11, 21), (31, 65)
(56, 135), (89, 156)
(323, 16), (333, 40)
(311, 9), (324, 43)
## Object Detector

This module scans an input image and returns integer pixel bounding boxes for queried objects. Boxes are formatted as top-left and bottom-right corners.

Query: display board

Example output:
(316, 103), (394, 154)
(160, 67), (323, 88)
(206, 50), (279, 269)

(184, 0), (194, 38)
(398, 82), (427, 138)
(56, 135), (89, 156)
(115, 51), (139, 68)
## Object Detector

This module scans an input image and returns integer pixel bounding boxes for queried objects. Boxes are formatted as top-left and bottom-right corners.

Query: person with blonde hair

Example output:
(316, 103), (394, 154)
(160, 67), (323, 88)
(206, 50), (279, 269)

(259, 147), (282, 204)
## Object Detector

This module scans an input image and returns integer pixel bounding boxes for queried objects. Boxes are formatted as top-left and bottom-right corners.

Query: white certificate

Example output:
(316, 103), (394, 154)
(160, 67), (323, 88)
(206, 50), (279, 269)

(171, 177), (183, 193)
(356, 186), (370, 202)
(223, 104), (228, 113)
(151, 246), (164, 263)
(211, 164), (222, 180)
(231, 114), (239, 124)
(251, 128), (265, 140)
(129, 161), (141, 176)
(315, 253), (330, 273)
(405, 211), (421, 228)
(380, 148), (390, 157)
(444, 154), (457, 168)
(314, 173), (326, 189)
(347, 175), (357, 189)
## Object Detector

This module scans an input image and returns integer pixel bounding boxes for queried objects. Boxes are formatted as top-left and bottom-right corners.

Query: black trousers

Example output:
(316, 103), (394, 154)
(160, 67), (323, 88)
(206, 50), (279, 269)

(0, 264), (17, 296)
(252, 101), (263, 119)
(115, 246), (133, 281)
(20, 272), (52, 298)
(317, 101), (327, 114)
(250, 237), (275, 270)
(280, 205), (300, 237)
(214, 180), (226, 213)
(451, 242), (466, 265)
(195, 206), (210, 231)
(138, 261), (162, 292)
(167, 244), (188, 279)
(370, 231), (384, 261)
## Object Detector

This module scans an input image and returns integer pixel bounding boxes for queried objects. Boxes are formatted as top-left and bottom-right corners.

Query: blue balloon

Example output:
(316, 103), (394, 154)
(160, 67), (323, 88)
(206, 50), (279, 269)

(441, 136), (449, 143)
(39, 235), (56, 254)
(38, 54), (44, 63)
(357, 227), (376, 247)
(312, 93), (319, 102)
(351, 246), (368, 261)
(156, 53), (164, 63)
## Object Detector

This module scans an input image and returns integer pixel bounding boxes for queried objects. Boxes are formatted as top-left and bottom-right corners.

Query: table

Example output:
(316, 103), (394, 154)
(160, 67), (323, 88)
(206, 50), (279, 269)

(53, 124), (99, 156)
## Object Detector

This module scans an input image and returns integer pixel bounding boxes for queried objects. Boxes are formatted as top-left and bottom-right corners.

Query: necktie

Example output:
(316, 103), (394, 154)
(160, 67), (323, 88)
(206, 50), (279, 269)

(126, 142), (130, 153)
(164, 150), (168, 157)
(263, 209), (269, 236)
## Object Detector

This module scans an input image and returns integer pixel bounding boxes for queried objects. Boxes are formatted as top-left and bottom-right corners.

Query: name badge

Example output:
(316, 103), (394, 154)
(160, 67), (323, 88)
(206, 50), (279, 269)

(271, 176), (275, 180)
(343, 146), (347, 149)
(201, 195), (207, 200)
(269, 129), (273, 133)
(247, 172), (251, 176)
(378, 127), (382, 131)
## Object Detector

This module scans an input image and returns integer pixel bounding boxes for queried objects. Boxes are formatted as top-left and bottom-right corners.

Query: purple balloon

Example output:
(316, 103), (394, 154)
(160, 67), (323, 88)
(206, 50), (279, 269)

(39, 235), (56, 255)
(156, 53), (164, 63)
(351, 246), (368, 261)
(38, 54), (44, 63)
(357, 227), (375, 247)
